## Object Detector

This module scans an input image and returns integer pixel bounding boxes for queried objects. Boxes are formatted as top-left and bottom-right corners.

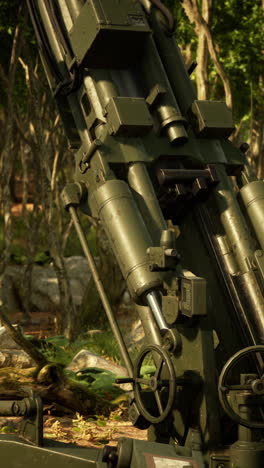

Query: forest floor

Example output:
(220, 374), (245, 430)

(0, 308), (148, 448)
(1, 202), (148, 447)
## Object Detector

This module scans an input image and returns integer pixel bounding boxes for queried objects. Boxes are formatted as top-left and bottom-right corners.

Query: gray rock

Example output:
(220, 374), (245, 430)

(64, 256), (91, 285)
(31, 266), (60, 310)
(124, 319), (145, 351)
(122, 290), (132, 306)
(0, 266), (22, 311)
(0, 256), (99, 312)
(0, 350), (35, 368)
(0, 326), (35, 368)
(67, 349), (128, 376)
(0, 325), (23, 350)
(0, 257), (137, 345)
(64, 256), (100, 306)
(67, 349), (131, 391)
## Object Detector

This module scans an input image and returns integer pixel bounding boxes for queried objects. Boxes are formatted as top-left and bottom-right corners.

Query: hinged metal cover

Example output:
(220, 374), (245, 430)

(181, 274), (206, 317)
(106, 97), (153, 137)
(69, 0), (150, 68)
(191, 100), (235, 138)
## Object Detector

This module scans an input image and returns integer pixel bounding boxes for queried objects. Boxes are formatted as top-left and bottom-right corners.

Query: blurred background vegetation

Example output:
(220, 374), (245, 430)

(0, 0), (263, 340)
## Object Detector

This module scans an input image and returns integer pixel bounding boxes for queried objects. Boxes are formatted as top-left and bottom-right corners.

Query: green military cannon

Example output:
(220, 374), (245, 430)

(0, 1), (263, 466)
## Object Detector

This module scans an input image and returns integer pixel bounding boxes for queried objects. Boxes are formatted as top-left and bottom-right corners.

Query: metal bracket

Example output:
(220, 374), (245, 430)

(0, 389), (43, 447)
(78, 139), (102, 173)
(146, 84), (166, 108)
(147, 246), (180, 272)
(180, 271), (207, 318)
(19, 393), (43, 447)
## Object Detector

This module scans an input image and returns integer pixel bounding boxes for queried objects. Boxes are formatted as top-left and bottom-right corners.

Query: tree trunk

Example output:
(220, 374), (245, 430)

(0, 7), (24, 276)
(0, 366), (95, 415)
(182, 0), (233, 109)
(15, 36), (77, 340)
(195, 0), (212, 100)
(0, 310), (96, 414)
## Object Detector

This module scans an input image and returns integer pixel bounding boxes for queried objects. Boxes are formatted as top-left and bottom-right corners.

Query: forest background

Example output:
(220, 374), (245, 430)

(0, 0), (263, 342)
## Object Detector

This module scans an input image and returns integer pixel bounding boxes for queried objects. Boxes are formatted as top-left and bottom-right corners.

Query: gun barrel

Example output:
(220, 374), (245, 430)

(142, 0), (196, 115)
(241, 180), (264, 252)
(214, 167), (264, 344)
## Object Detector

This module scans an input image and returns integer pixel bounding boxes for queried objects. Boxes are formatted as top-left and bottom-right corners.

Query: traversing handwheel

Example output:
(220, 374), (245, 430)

(133, 344), (176, 424)
(218, 345), (264, 429)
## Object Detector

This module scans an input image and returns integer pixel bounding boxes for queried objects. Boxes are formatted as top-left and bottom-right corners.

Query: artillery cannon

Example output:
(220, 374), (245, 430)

(0, 1), (263, 466)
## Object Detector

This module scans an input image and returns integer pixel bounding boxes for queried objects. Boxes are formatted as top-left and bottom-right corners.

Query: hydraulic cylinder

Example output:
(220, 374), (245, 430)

(128, 162), (167, 245)
(89, 179), (162, 300)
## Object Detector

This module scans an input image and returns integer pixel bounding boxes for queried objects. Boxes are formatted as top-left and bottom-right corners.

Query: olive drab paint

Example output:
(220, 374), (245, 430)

(1, 0), (262, 466)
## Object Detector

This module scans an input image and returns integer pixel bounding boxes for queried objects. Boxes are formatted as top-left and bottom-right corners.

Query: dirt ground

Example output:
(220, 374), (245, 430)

(0, 309), (148, 448)
(0, 414), (147, 448)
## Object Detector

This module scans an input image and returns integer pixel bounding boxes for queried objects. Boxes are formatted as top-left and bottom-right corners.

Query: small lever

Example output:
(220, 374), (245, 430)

(115, 378), (134, 384)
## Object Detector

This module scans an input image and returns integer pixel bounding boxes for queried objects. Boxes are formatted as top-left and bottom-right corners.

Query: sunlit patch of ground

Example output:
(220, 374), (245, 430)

(0, 415), (147, 448)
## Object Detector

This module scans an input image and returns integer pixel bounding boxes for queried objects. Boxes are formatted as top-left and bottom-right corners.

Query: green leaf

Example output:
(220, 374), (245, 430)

(34, 251), (51, 264)
(140, 365), (156, 377)
(45, 336), (69, 347)
(96, 419), (107, 427)
(0, 426), (14, 433)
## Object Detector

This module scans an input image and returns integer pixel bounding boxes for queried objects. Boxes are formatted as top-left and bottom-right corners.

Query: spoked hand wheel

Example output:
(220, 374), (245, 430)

(218, 345), (264, 429)
(133, 344), (176, 424)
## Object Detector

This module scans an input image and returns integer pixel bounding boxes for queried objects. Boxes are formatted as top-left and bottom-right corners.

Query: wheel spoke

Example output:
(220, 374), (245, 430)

(154, 391), (163, 415)
(223, 384), (251, 391)
(155, 358), (164, 379)
(255, 352), (264, 377)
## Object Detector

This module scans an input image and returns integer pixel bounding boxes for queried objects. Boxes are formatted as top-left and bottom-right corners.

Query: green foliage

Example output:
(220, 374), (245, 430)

(213, 1), (264, 120)
(0, 425), (17, 434)
(64, 222), (98, 258)
(140, 364), (156, 377)
(44, 331), (120, 365)
(27, 331), (122, 373)
(75, 367), (123, 402)
(76, 331), (121, 363)
(0, 1), (38, 112)
(0, 212), (97, 264)
(0, 0), (20, 62)
(25, 332), (126, 409)
(164, 0), (263, 127)
(33, 251), (52, 265)
(166, 0), (197, 49)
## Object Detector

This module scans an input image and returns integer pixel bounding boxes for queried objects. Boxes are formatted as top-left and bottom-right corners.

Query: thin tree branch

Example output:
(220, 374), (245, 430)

(0, 307), (47, 367)
(182, 0), (233, 108)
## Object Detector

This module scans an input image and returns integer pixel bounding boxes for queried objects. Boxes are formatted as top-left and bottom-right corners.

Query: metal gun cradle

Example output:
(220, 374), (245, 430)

(2, 0), (263, 466)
